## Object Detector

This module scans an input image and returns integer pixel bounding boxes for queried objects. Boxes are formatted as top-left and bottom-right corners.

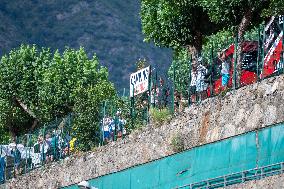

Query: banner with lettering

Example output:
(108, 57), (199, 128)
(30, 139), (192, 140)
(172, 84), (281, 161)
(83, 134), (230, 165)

(129, 66), (150, 97)
(262, 15), (283, 78)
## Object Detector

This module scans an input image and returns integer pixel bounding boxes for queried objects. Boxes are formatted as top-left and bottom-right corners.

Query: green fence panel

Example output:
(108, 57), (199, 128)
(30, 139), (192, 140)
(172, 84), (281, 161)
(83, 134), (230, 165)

(62, 124), (284, 189)
(106, 170), (131, 189)
(130, 161), (160, 189)
(228, 132), (257, 172)
(159, 151), (194, 188)
(61, 185), (77, 189)
(258, 123), (284, 166)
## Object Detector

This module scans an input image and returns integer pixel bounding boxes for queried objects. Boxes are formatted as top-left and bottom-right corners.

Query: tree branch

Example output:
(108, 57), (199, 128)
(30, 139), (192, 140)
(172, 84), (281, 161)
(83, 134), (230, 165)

(12, 97), (37, 119)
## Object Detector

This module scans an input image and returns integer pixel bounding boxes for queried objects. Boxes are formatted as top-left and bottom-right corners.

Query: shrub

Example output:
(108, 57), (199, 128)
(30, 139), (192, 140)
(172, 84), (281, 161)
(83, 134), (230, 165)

(171, 133), (184, 153)
(150, 108), (172, 127)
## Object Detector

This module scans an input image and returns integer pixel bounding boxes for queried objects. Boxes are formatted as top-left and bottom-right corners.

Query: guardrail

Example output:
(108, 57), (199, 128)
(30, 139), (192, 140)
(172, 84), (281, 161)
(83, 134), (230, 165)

(176, 162), (284, 189)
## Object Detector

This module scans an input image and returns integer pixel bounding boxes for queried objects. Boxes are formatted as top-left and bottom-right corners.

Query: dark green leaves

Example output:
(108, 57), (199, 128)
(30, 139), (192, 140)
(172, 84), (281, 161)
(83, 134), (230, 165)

(0, 45), (115, 148)
(141, 0), (219, 50)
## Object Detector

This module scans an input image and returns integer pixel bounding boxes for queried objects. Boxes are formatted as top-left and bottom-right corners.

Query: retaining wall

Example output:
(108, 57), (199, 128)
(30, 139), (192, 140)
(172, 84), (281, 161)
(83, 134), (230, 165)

(3, 75), (284, 189)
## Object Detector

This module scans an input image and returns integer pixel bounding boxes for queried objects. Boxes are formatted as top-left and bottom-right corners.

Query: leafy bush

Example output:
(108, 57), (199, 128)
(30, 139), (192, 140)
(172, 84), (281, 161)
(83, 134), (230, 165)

(150, 108), (172, 127)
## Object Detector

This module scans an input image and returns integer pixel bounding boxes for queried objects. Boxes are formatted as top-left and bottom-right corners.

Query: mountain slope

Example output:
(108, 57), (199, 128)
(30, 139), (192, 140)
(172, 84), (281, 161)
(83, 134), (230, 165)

(0, 0), (172, 92)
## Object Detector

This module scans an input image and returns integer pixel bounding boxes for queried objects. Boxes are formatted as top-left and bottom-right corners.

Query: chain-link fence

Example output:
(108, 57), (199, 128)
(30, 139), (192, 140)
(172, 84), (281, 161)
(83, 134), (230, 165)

(0, 16), (283, 185)
(0, 114), (73, 184)
(174, 15), (284, 107)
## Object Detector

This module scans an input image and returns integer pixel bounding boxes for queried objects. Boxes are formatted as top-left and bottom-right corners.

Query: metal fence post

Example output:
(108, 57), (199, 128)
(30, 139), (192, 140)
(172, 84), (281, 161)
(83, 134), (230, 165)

(147, 66), (152, 123)
(172, 62), (176, 113)
(123, 88), (126, 97)
(0, 145), (5, 183)
(114, 107), (118, 141)
(233, 33), (238, 89)
(210, 46), (214, 96)
(256, 26), (261, 80)
(153, 69), (157, 108)
(25, 134), (31, 174)
(281, 15), (284, 75)
(67, 116), (71, 156)
(41, 125), (46, 166)
(261, 24), (266, 80)
(241, 171), (245, 183)
(188, 55), (192, 106)
(206, 180), (209, 189)
(102, 101), (106, 145)
(260, 167), (263, 179)
(131, 86), (135, 128)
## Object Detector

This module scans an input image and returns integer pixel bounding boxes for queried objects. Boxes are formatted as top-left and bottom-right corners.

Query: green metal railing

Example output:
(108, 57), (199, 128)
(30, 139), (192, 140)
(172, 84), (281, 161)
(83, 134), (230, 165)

(177, 162), (284, 189)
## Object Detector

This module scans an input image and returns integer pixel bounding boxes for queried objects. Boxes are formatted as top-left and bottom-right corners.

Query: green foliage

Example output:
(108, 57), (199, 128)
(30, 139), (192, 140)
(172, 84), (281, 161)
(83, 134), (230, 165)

(141, 0), (220, 53)
(0, 127), (9, 144)
(171, 133), (184, 153)
(168, 49), (190, 96)
(150, 108), (172, 127)
(199, 0), (270, 27)
(0, 45), (51, 138)
(0, 45), (115, 150)
(262, 0), (284, 17)
(135, 58), (149, 71)
(73, 83), (115, 151)
(203, 27), (258, 63)
(168, 27), (259, 94)
(198, 1), (283, 42)
(202, 29), (234, 63)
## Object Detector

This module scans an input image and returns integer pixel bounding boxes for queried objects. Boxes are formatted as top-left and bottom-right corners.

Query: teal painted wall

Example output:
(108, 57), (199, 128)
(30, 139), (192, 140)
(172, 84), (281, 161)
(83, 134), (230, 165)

(62, 123), (284, 189)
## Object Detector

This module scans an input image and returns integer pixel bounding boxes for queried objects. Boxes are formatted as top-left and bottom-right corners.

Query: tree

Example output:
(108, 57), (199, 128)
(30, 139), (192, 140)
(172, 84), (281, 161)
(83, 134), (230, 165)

(0, 45), (51, 140)
(141, 0), (221, 58)
(73, 81), (115, 151)
(0, 45), (115, 148)
(168, 48), (191, 96)
(168, 28), (259, 95)
(199, 0), (284, 86)
(43, 48), (116, 151)
(262, 0), (284, 17)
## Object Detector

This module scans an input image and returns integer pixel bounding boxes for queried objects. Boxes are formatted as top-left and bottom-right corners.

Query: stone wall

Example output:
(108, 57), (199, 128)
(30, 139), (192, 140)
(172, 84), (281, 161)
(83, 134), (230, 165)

(3, 75), (284, 189)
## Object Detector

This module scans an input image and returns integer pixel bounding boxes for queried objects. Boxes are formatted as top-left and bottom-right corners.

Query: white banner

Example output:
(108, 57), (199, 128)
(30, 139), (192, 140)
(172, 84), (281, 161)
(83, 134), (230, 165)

(129, 66), (150, 97)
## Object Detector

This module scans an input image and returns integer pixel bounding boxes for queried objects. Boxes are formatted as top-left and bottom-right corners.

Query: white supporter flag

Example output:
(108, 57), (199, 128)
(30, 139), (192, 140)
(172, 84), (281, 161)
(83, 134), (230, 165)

(129, 66), (150, 97)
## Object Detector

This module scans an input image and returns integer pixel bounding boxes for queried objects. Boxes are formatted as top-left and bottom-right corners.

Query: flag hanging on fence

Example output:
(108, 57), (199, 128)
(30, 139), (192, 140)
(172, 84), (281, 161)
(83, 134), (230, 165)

(129, 66), (150, 97)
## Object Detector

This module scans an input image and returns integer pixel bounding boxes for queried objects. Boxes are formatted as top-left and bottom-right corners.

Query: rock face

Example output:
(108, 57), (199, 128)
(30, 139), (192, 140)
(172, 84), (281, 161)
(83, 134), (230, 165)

(3, 75), (284, 189)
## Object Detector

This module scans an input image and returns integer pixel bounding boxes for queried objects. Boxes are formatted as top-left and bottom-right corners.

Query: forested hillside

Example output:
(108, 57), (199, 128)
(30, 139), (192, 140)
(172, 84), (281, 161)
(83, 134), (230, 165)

(0, 0), (172, 91)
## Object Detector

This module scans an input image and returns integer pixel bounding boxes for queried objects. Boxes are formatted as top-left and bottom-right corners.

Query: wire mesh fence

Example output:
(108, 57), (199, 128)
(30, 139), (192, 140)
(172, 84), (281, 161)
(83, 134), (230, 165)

(0, 15), (283, 185)
(0, 114), (74, 184)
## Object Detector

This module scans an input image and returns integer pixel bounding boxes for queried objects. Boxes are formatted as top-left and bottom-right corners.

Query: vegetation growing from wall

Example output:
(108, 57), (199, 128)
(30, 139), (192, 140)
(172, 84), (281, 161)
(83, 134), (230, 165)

(170, 133), (185, 153)
(150, 108), (172, 127)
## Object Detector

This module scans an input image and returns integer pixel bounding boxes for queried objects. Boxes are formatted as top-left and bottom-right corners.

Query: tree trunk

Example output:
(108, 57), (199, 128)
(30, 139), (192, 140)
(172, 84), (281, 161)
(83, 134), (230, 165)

(236, 10), (253, 87)
(187, 31), (203, 67)
(31, 119), (39, 130)
(12, 96), (39, 131)
(8, 124), (17, 143)
(13, 97), (37, 119)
